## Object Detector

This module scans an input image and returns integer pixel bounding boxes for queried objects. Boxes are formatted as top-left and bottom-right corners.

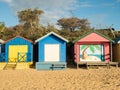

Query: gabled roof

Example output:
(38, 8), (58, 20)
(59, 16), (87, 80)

(3, 35), (33, 44)
(73, 30), (114, 43)
(0, 39), (4, 44)
(35, 32), (68, 43)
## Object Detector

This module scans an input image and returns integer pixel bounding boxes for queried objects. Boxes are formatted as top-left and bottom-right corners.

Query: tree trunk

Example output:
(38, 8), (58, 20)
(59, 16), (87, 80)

(82, 46), (89, 59)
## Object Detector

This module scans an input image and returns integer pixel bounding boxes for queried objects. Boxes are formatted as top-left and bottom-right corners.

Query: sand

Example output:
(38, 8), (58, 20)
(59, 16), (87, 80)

(0, 67), (120, 90)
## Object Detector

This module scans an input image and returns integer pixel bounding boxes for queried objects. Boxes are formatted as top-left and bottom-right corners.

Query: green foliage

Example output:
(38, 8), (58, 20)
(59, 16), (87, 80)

(0, 8), (119, 42)
(97, 29), (115, 39)
(0, 22), (5, 32)
(81, 45), (100, 53)
(114, 31), (120, 38)
(57, 17), (90, 31)
(18, 8), (44, 29)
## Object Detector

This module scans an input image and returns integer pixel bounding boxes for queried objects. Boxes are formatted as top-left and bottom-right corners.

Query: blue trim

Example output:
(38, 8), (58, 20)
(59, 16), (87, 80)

(4, 37), (33, 62)
(5, 44), (8, 62)
(0, 53), (5, 62)
(38, 34), (67, 62)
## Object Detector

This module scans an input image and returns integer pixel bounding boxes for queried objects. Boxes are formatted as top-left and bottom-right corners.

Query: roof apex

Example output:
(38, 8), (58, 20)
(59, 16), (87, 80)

(73, 30), (114, 43)
(3, 35), (33, 44)
(35, 31), (68, 43)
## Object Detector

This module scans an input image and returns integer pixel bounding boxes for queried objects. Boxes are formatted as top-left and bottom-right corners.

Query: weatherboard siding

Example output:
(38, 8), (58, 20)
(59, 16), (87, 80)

(5, 37), (33, 62)
(74, 43), (80, 63)
(38, 34), (66, 62)
(78, 33), (110, 42)
(104, 43), (110, 62)
(74, 31), (113, 63)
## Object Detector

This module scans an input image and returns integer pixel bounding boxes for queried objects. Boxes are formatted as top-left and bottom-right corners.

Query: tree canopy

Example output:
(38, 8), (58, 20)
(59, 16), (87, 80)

(18, 8), (44, 29)
(57, 17), (90, 31)
(0, 8), (120, 42)
(0, 22), (5, 32)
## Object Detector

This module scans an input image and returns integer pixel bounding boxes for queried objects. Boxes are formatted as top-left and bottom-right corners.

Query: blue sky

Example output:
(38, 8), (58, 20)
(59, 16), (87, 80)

(0, 0), (120, 30)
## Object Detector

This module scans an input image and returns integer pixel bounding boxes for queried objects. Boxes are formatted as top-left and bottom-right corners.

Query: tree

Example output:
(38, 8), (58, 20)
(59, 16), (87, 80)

(57, 17), (90, 31)
(45, 23), (59, 33)
(18, 8), (44, 29)
(0, 22), (5, 32)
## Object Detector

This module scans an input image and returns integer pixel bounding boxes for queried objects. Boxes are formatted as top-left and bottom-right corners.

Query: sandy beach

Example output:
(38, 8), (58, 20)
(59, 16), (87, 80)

(0, 67), (120, 90)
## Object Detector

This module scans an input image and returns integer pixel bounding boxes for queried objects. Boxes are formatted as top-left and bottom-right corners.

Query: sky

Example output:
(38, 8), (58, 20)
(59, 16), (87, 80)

(0, 0), (120, 30)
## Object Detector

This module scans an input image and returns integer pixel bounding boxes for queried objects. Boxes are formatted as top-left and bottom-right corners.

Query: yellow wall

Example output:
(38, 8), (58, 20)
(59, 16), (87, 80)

(9, 45), (28, 62)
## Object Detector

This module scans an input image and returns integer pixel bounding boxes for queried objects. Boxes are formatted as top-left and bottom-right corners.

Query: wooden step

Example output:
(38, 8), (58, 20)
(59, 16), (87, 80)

(0, 63), (7, 70)
(4, 63), (17, 70)
(15, 62), (33, 69)
(76, 61), (118, 69)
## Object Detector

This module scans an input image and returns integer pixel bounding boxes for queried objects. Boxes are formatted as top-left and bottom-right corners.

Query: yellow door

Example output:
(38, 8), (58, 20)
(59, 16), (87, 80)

(8, 45), (28, 62)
